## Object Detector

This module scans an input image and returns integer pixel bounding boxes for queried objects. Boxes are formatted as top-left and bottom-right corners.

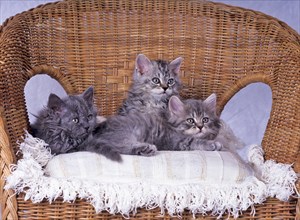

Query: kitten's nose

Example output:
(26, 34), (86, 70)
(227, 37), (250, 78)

(196, 124), (203, 131)
(161, 84), (168, 91)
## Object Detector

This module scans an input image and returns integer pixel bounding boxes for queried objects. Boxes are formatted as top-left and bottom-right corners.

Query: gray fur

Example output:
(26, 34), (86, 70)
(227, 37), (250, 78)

(118, 54), (183, 116)
(82, 56), (225, 156)
(81, 54), (184, 157)
(79, 113), (160, 156)
(82, 94), (225, 156)
(162, 94), (223, 151)
(31, 87), (122, 161)
(165, 94), (244, 152)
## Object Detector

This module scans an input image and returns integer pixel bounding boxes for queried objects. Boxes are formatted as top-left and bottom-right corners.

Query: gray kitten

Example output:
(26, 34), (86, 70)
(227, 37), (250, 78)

(118, 54), (183, 116)
(162, 94), (223, 151)
(165, 94), (244, 152)
(31, 87), (121, 161)
(79, 54), (184, 158)
(81, 94), (224, 157)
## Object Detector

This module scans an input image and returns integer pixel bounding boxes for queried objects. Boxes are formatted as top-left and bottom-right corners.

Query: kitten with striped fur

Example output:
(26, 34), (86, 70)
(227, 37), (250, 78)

(81, 55), (184, 158)
(118, 54), (183, 116)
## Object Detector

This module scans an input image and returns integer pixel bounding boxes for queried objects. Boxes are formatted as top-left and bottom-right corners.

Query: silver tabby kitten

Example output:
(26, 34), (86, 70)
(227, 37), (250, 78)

(32, 87), (121, 161)
(118, 54), (183, 115)
(163, 94), (223, 151)
(165, 94), (244, 151)
(80, 55), (183, 158)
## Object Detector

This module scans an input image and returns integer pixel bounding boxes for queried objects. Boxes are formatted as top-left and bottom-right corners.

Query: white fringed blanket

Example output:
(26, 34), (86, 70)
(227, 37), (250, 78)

(5, 133), (299, 219)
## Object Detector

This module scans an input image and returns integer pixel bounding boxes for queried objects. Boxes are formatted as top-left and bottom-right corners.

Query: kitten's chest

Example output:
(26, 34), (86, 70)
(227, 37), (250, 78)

(144, 100), (166, 113)
(122, 93), (168, 116)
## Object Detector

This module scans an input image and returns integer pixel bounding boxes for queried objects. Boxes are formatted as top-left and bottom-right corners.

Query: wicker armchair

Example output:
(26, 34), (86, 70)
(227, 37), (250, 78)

(0, 0), (299, 219)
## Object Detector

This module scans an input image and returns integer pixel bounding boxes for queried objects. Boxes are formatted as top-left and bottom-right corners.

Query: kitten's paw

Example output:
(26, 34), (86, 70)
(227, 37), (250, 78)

(137, 144), (157, 156)
(209, 141), (223, 151)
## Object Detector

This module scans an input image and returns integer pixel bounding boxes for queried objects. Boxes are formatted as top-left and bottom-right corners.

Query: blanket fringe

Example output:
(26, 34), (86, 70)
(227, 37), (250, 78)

(5, 133), (299, 219)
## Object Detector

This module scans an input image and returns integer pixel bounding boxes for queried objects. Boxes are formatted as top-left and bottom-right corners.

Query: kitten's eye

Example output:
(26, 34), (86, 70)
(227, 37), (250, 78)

(167, 78), (175, 86)
(202, 117), (209, 123)
(87, 115), (93, 120)
(186, 118), (195, 124)
(72, 118), (79, 123)
(152, 77), (160, 84)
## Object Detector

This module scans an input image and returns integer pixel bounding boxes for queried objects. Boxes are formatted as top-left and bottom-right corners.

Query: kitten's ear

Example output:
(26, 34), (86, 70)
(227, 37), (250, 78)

(169, 57), (183, 74)
(135, 54), (152, 75)
(82, 86), (94, 105)
(203, 93), (217, 114)
(169, 96), (185, 116)
(48, 94), (65, 112)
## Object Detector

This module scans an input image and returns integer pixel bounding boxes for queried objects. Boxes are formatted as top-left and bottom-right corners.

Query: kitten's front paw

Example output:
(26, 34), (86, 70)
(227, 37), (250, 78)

(209, 141), (223, 151)
(137, 144), (157, 156)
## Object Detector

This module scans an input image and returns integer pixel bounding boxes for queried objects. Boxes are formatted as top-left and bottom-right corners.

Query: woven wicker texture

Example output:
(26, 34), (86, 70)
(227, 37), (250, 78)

(0, 0), (299, 219)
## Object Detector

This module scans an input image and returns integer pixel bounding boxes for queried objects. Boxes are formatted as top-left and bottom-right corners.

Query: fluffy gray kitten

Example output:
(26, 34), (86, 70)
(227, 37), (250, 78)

(165, 94), (244, 152)
(81, 94), (224, 158)
(163, 94), (223, 151)
(118, 54), (183, 115)
(31, 87), (121, 161)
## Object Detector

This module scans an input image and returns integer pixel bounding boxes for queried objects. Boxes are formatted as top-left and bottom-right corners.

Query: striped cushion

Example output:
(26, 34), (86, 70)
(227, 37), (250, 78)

(45, 150), (253, 185)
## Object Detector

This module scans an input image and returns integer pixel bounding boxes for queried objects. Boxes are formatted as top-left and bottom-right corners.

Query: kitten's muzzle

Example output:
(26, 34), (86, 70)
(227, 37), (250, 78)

(161, 84), (168, 91)
(192, 125), (204, 135)
(197, 126), (203, 131)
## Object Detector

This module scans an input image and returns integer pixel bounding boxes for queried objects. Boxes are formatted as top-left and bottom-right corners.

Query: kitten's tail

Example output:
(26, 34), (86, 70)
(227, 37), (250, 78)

(99, 145), (123, 162)
(80, 139), (123, 162)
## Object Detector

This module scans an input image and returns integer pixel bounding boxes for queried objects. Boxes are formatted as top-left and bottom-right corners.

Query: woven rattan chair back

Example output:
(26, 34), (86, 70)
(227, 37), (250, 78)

(1, 0), (299, 219)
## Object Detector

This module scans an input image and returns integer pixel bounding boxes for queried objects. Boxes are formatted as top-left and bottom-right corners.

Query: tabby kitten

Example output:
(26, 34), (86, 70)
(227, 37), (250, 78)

(31, 87), (121, 161)
(160, 94), (223, 151)
(118, 54), (183, 115)
(79, 54), (183, 158)
(165, 94), (244, 152)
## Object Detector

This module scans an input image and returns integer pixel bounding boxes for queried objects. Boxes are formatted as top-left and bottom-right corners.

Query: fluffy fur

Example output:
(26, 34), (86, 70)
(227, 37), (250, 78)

(33, 54), (184, 161)
(78, 54), (184, 158)
(118, 54), (183, 116)
(31, 87), (121, 161)
(162, 94), (223, 151)
(164, 94), (244, 152)
(81, 94), (226, 157)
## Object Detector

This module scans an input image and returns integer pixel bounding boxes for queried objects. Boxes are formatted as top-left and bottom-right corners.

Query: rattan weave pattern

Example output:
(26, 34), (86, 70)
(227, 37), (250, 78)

(0, 0), (299, 219)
